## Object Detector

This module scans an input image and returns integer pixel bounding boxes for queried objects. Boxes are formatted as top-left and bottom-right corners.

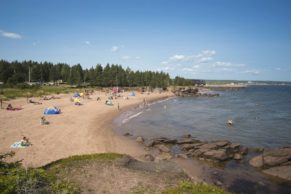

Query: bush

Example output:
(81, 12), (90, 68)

(0, 152), (79, 194)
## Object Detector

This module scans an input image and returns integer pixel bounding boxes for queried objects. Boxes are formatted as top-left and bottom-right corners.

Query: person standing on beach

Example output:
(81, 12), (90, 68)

(0, 98), (2, 109)
(117, 103), (120, 110)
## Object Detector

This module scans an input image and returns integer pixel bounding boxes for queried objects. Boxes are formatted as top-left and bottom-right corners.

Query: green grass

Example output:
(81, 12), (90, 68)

(0, 85), (84, 99)
(44, 153), (123, 169)
(163, 181), (231, 194)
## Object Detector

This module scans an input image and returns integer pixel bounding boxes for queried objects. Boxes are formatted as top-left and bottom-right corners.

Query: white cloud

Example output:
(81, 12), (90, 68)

(169, 55), (186, 62)
(244, 70), (260, 75)
(111, 45), (119, 52)
(195, 50), (216, 62)
(213, 61), (245, 68)
(0, 30), (22, 39)
(84, 40), (91, 45)
(121, 55), (130, 60)
(275, 67), (281, 71)
(135, 56), (141, 60)
(193, 65), (200, 68)
(161, 61), (168, 65)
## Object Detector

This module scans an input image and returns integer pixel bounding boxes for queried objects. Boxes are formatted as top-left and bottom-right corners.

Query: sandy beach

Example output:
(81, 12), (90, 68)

(0, 90), (173, 167)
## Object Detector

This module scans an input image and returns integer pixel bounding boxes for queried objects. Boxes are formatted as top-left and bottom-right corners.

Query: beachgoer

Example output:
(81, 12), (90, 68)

(97, 97), (101, 101)
(29, 99), (42, 105)
(20, 136), (31, 146)
(0, 98), (2, 109)
(40, 116), (49, 125)
(6, 104), (13, 110)
(118, 103), (120, 110)
(227, 119), (233, 126)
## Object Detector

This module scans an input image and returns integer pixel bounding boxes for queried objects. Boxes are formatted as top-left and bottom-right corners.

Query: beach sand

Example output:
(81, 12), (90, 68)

(0, 90), (173, 167)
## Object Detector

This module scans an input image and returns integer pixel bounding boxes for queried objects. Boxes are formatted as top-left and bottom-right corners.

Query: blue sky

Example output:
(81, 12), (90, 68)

(1, 0), (291, 81)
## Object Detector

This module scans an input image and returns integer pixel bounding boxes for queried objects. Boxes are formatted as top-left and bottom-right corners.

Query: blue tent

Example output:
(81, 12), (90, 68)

(73, 92), (80, 97)
(44, 107), (60, 115)
(128, 91), (135, 96)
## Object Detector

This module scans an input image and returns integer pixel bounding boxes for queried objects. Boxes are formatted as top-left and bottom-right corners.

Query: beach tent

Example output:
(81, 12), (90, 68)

(73, 92), (80, 97)
(128, 91), (135, 96)
(44, 107), (60, 115)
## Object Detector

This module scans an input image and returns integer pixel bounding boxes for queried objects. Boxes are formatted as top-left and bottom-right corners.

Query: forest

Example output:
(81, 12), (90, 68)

(0, 60), (194, 87)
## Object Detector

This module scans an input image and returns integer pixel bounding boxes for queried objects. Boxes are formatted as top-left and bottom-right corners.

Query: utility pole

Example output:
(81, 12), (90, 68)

(28, 65), (31, 83)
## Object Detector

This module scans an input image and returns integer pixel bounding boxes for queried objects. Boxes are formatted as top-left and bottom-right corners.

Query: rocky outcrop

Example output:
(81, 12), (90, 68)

(140, 136), (248, 163)
(249, 147), (291, 181)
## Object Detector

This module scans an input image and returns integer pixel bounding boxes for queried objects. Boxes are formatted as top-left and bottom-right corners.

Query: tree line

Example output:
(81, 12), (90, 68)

(0, 60), (194, 87)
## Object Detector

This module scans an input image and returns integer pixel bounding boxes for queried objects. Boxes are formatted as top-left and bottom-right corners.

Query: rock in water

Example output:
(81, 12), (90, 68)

(263, 165), (291, 181)
(203, 149), (229, 161)
(249, 155), (264, 168)
(234, 153), (242, 160)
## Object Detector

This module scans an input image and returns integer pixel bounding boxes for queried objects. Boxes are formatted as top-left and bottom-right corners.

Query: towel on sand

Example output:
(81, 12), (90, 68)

(10, 141), (29, 148)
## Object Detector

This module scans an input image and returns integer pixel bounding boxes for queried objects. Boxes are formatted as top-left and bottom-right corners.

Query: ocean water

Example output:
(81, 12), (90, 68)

(114, 86), (291, 148)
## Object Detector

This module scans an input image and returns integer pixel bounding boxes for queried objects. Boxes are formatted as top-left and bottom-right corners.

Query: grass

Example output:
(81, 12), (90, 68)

(1, 152), (231, 194)
(163, 181), (231, 194)
(0, 85), (81, 99)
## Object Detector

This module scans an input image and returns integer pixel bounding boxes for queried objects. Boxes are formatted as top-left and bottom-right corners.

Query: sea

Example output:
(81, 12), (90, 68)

(114, 85), (291, 149)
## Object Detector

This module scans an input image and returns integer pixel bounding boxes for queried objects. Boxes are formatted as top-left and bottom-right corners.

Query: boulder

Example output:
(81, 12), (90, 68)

(198, 143), (218, 150)
(239, 146), (248, 155)
(263, 165), (291, 181)
(136, 136), (144, 143)
(192, 148), (209, 157)
(214, 140), (230, 148)
(177, 138), (199, 144)
(157, 144), (170, 153)
(144, 154), (154, 161)
(180, 144), (197, 151)
(203, 149), (229, 161)
(249, 155), (264, 168)
(233, 153), (242, 160)
(230, 143), (241, 150)
(263, 155), (289, 168)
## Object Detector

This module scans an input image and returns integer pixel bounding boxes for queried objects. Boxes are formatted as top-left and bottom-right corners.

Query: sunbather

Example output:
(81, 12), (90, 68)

(29, 99), (42, 105)
(6, 104), (22, 111)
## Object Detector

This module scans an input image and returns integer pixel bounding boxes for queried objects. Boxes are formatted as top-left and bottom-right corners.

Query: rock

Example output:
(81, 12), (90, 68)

(176, 153), (188, 159)
(163, 139), (178, 144)
(230, 143), (241, 150)
(239, 146), (248, 155)
(136, 136), (144, 143)
(183, 134), (192, 138)
(263, 165), (291, 181)
(157, 144), (170, 153)
(123, 132), (132, 136)
(177, 138), (199, 144)
(144, 154), (154, 161)
(180, 144), (197, 151)
(234, 153), (242, 160)
(154, 152), (172, 162)
(263, 155), (289, 168)
(115, 155), (134, 166)
(203, 149), (229, 161)
(249, 155), (264, 168)
(250, 147), (291, 169)
(214, 140), (230, 148)
(198, 143), (218, 150)
(144, 139), (155, 147)
(192, 148), (209, 157)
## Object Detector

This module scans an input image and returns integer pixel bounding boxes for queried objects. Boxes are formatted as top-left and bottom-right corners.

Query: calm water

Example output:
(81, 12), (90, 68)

(114, 86), (291, 148)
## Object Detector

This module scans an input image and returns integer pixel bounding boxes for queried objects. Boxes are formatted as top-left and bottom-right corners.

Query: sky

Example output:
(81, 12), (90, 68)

(1, 0), (291, 81)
